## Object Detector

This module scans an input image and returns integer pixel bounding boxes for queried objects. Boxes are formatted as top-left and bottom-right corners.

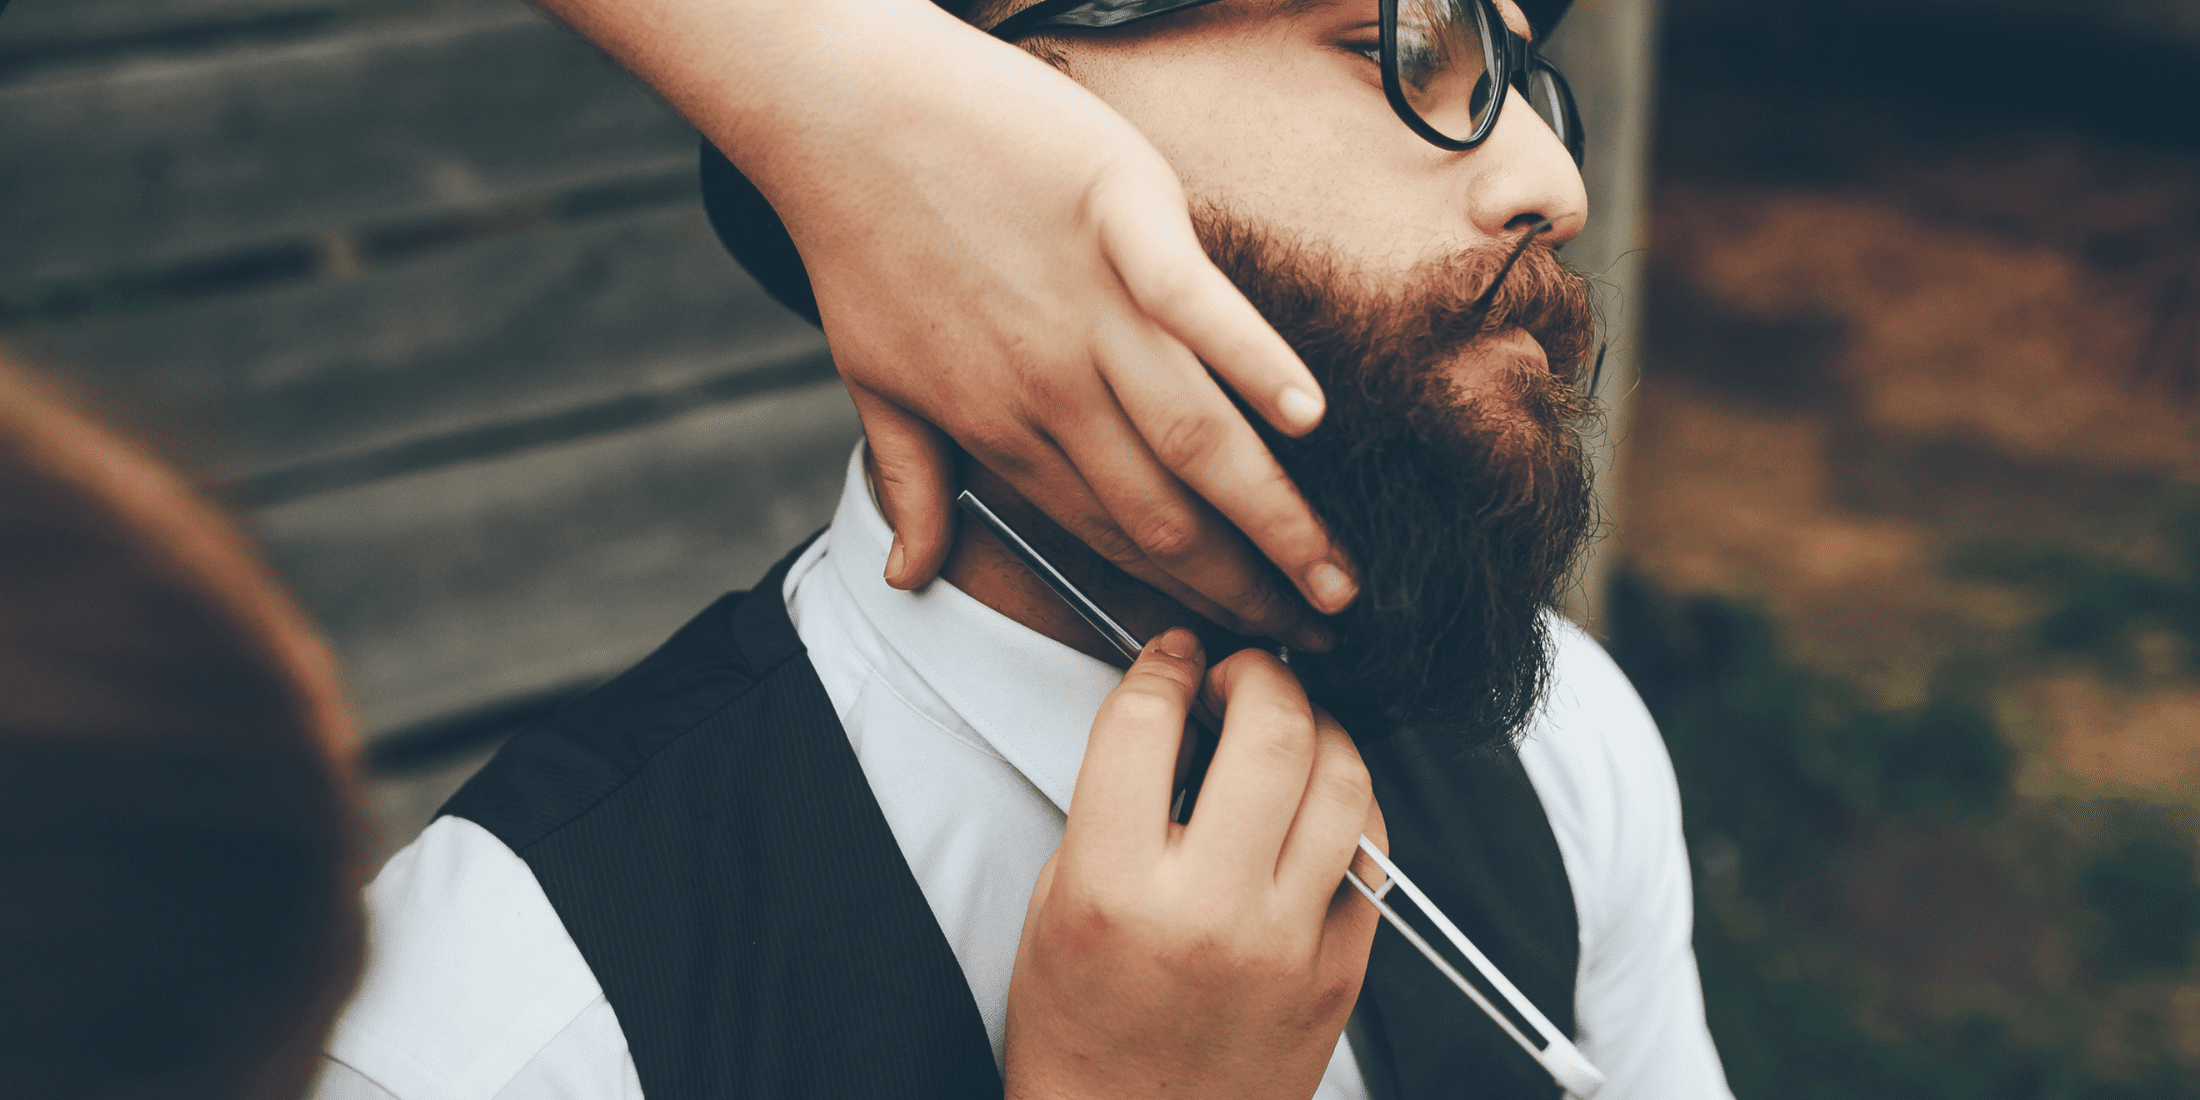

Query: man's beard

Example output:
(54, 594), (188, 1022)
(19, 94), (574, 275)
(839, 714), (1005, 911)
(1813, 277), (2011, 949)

(1197, 210), (1599, 753)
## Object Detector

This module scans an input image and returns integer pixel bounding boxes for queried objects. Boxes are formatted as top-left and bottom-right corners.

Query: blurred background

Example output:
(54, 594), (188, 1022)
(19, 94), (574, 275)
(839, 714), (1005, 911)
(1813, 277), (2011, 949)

(2, 0), (2196, 1096)
(0, 0), (859, 863)
(1609, 1), (2200, 1096)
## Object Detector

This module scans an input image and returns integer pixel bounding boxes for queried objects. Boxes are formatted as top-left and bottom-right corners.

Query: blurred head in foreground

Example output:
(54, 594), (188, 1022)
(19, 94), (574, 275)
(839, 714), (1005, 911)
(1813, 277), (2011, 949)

(0, 355), (364, 1100)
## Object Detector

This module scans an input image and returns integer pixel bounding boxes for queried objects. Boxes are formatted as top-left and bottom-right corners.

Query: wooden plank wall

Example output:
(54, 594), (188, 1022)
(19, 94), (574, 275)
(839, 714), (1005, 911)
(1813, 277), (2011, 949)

(0, 0), (859, 859)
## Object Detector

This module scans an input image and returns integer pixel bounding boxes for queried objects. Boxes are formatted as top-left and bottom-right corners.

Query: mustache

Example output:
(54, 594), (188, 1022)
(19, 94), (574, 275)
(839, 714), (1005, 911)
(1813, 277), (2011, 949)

(1191, 208), (1599, 389)
(1428, 236), (1600, 388)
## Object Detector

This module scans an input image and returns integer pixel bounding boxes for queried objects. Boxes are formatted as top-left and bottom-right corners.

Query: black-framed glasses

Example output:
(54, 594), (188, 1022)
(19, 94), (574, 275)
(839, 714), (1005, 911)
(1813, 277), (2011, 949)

(987, 0), (1586, 167)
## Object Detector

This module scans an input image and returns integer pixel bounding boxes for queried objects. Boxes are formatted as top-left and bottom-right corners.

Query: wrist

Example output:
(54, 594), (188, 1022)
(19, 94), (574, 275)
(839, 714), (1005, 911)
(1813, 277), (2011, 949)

(529, 0), (999, 186)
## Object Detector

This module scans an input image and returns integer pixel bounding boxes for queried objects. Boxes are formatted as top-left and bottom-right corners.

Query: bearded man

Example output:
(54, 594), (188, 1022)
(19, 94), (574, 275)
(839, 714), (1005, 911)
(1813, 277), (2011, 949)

(313, 1), (1730, 1098)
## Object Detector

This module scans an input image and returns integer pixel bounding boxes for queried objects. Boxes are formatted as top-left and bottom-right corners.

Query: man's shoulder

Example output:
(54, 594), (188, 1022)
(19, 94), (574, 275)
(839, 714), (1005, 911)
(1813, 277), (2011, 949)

(1518, 617), (1699, 973)
(445, 533), (825, 853)
(1521, 633), (1733, 1097)
(1517, 615), (1684, 870)
(1533, 615), (1666, 753)
(321, 817), (620, 1100)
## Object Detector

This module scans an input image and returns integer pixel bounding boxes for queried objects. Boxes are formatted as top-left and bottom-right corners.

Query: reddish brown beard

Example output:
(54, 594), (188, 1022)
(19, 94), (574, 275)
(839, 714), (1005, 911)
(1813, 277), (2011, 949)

(1195, 208), (1599, 750)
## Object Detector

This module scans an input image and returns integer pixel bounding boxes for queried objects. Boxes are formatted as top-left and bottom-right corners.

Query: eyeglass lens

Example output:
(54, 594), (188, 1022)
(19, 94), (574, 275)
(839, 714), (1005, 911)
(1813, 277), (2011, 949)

(1393, 0), (1498, 142)
(1393, 0), (1575, 155)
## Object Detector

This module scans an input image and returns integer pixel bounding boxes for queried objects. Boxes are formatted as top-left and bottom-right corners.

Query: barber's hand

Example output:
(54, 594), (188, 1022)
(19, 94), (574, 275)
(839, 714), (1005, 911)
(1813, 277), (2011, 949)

(753, 3), (1358, 650)
(810, 31), (1361, 648)
(537, 0), (1358, 645)
(821, 93), (1361, 652)
(1004, 630), (1387, 1100)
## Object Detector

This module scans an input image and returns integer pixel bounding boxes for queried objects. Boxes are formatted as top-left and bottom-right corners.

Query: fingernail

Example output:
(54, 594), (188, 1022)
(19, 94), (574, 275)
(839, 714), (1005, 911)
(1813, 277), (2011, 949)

(1306, 562), (1358, 614)
(1152, 628), (1201, 660)
(885, 537), (907, 585)
(1278, 387), (1324, 432)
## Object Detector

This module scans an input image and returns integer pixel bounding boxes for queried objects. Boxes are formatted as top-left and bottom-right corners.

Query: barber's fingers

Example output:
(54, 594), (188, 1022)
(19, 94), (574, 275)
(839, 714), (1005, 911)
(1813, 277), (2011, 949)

(1064, 629), (1208, 870)
(850, 386), (959, 590)
(972, 432), (1263, 640)
(1049, 393), (1326, 652)
(1088, 303), (1357, 621)
(1091, 166), (1324, 441)
(1180, 650), (1320, 877)
(1273, 708), (1378, 916)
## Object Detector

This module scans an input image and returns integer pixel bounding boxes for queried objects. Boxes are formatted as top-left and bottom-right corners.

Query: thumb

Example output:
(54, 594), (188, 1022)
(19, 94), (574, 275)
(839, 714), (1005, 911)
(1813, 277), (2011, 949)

(852, 387), (959, 589)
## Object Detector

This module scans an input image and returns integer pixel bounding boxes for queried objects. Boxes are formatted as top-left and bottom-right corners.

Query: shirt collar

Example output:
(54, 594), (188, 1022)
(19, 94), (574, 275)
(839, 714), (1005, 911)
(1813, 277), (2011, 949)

(820, 445), (1124, 815)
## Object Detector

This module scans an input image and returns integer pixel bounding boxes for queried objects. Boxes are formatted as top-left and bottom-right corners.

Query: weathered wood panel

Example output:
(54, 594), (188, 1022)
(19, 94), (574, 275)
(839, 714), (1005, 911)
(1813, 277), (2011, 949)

(0, 0), (858, 806)
(255, 379), (861, 739)
(0, 1), (695, 291)
(17, 203), (826, 483)
(0, 0), (380, 52)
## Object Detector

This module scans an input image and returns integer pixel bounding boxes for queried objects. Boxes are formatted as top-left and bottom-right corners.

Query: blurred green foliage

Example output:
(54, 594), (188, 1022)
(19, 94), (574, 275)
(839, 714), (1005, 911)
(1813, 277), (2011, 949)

(2079, 815), (2200, 981)
(1606, 489), (2200, 1099)
(1950, 491), (2200, 680)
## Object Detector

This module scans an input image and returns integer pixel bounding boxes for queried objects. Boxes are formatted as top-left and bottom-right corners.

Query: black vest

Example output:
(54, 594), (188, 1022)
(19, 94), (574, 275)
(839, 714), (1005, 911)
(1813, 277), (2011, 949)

(443, 540), (1579, 1099)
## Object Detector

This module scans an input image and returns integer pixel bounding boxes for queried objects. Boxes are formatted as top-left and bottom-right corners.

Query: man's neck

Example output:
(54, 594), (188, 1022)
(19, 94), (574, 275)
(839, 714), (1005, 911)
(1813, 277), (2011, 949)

(924, 461), (1223, 669)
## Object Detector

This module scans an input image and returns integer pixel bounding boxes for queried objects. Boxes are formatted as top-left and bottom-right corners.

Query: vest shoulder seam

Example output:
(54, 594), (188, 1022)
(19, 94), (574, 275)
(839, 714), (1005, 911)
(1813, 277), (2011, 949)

(470, 642), (812, 858)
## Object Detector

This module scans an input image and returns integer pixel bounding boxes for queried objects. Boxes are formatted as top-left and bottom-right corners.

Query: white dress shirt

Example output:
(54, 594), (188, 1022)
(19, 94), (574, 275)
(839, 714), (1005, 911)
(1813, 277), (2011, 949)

(313, 444), (1731, 1100)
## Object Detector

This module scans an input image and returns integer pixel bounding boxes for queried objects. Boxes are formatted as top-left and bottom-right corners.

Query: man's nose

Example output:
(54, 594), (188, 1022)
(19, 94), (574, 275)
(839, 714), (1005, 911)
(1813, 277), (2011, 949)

(1458, 86), (1589, 246)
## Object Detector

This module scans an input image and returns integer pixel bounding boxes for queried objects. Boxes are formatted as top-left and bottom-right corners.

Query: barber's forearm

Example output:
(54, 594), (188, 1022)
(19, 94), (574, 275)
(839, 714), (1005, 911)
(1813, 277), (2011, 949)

(526, 0), (1014, 200)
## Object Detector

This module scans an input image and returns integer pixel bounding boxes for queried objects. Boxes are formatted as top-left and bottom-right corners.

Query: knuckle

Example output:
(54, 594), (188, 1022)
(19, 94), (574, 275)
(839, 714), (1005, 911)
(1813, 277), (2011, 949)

(965, 427), (1037, 476)
(1310, 973), (1360, 1021)
(1084, 523), (1149, 567)
(1249, 722), (1316, 771)
(1020, 367), (1077, 415)
(1147, 411), (1229, 473)
(1315, 764), (1375, 814)
(1102, 687), (1187, 729)
(1132, 260), (1201, 309)
(1214, 703), (1313, 762)
(1048, 892), (1127, 957)
(1125, 510), (1203, 562)
(1170, 933), (1278, 983)
(870, 457), (942, 499)
(1214, 647), (1289, 687)
(1235, 938), (1299, 983)
(1223, 574), (1295, 631)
